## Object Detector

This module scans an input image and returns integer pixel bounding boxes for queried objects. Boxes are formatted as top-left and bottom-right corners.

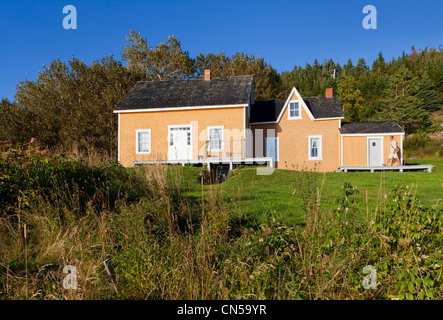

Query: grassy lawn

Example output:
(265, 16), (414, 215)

(177, 159), (443, 226)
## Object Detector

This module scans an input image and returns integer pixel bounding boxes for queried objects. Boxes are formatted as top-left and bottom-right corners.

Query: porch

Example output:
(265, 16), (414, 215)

(133, 156), (275, 171)
(335, 164), (433, 173)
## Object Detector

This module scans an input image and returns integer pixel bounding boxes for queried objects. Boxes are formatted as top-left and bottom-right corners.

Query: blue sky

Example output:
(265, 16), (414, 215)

(1, 0), (442, 101)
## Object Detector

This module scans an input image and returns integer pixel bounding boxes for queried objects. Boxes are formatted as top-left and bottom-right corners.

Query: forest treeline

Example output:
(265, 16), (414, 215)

(0, 30), (442, 156)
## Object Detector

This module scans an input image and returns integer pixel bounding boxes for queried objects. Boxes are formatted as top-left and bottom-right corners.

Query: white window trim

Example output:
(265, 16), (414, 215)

(308, 135), (322, 160)
(288, 101), (302, 120)
(265, 137), (279, 161)
(207, 126), (224, 152)
(135, 129), (152, 155)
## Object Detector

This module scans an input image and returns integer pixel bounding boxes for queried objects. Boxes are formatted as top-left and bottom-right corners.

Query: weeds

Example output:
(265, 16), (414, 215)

(1, 144), (443, 300)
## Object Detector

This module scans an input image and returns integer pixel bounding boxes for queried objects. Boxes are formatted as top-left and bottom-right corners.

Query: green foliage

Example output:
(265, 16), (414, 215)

(338, 76), (365, 121)
(404, 133), (432, 151)
(121, 30), (195, 81)
(373, 186), (443, 300)
(10, 55), (141, 154)
(335, 182), (360, 220)
(418, 72), (441, 111)
(282, 47), (443, 134)
(1, 161), (443, 300)
(403, 133), (443, 158)
(196, 51), (283, 100)
(0, 142), (147, 216)
(2, 36), (443, 157)
(377, 65), (431, 133)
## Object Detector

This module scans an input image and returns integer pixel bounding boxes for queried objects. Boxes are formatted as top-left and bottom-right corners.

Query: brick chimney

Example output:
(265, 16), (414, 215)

(204, 69), (211, 80)
(326, 88), (333, 98)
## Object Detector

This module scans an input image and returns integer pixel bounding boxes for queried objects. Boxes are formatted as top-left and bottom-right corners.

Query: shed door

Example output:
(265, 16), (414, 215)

(368, 138), (382, 166)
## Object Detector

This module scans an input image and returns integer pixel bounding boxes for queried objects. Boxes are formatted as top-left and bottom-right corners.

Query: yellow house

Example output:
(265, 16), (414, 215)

(114, 72), (405, 172)
(114, 71), (253, 168)
(249, 87), (405, 171)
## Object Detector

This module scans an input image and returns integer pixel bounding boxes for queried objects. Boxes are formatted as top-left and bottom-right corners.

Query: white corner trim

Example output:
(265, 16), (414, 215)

(340, 134), (343, 167)
(400, 134), (404, 165)
(243, 107), (247, 158)
(117, 113), (121, 161)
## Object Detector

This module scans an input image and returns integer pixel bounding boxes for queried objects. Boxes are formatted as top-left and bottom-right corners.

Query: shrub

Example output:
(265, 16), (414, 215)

(0, 142), (148, 216)
(403, 133), (443, 159)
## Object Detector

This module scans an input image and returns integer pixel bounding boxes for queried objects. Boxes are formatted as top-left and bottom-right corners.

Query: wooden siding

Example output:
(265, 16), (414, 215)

(119, 107), (246, 167)
(250, 93), (341, 172)
(342, 136), (367, 166)
(342, 134), (403, 166)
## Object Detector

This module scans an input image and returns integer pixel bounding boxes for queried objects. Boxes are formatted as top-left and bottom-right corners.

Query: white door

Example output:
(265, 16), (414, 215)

(168, 126), (192, 160)
(368, 138), (382, 166)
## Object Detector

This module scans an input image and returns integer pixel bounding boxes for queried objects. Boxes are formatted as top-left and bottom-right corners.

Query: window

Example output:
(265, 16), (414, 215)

(136, 129), (151, 154)
(308, 135), (322, 160)
(288, 101), (301, 119)
(207, 126), (224, 151)
(266, 137), (279, 161)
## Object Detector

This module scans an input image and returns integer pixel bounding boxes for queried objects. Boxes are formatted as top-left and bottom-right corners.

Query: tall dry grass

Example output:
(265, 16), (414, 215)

(1, 158), (442, 300)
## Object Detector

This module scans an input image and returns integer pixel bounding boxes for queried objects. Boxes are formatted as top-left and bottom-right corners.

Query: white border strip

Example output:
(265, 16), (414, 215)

(114, 104), (248, 114)
(117, 113), (120, 161)
(341, 132), (405, 137)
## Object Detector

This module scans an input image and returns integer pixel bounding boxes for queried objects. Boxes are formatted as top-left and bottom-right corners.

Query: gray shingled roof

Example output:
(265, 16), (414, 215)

(340, 121), (404, 134)
(250, 96), (344, 123)
(114, 75), (253, 111)
(250, 100), (286, 123)
(303, 96), (344, 119)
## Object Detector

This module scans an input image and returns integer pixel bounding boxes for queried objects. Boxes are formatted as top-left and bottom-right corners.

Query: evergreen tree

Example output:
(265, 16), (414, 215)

(337, 76), (364, 122)
(372, 51), (386, 74)
(355, 58), (369, 77)
(377, 65), (431, 133)
(417, 72), (441, 111)
(343, 59), (354, 76)
(374, 75), (389, 96)
(428, 61), (443, 97)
